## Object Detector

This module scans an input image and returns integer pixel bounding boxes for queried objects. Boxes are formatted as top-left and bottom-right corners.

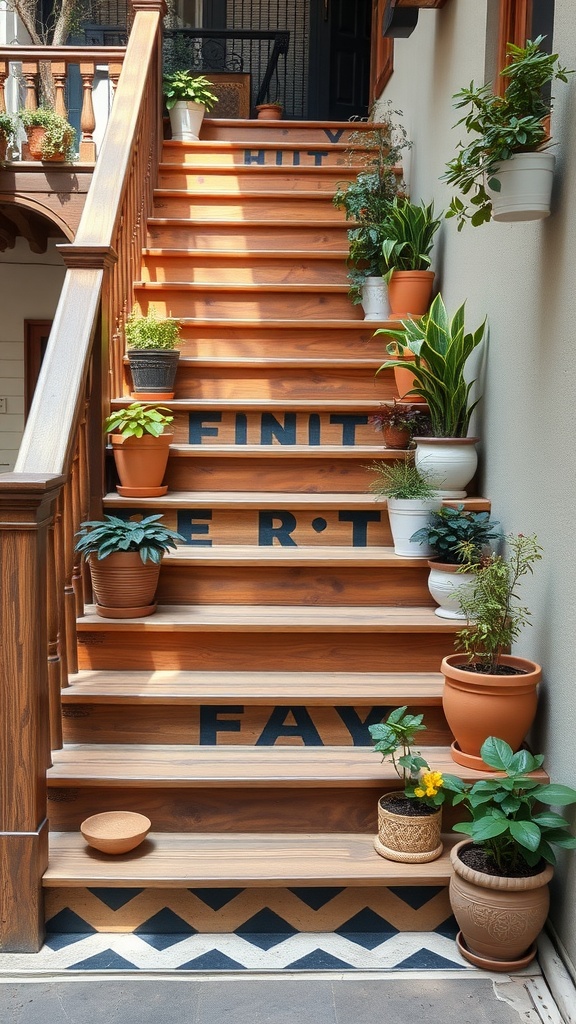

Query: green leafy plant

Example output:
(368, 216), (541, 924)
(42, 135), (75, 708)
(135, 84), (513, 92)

(125, 306), (181, 351)
(371, 401), (432, 437)
(75, 514), (184, 565)
(455, 533), (543, 674)
(443, 36), (573, 230)
(410, 504), (500, 564)
(368, 459), (435, 500)
(0, 111), (16, 146)
(380, 199), (442, 282)
(376, 293), (486, 438)
(369, 706), (463, 810)
(103, 403), (173, 439)
(452, 737), (576, 873)
(19, 107), (76, 160)
(162, 71), (218, 111)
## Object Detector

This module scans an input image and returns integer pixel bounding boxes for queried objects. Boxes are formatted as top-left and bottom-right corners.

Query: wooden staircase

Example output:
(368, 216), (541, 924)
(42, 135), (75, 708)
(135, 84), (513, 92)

(44, 120), (488, 938)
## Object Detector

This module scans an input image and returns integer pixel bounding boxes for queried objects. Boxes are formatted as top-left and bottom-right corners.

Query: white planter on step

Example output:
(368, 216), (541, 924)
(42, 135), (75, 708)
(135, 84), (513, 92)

(427, 562), (475, 619)
(387, 498), (442, 557)
(487, 152), (555, 222)
(414, 438), (478, 499)
(361, 276), (390, 321)
(169, 100), (205, 142)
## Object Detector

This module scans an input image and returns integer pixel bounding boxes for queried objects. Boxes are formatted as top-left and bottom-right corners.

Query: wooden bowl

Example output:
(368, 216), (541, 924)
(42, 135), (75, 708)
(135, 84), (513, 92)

(80, 811), (151, 854)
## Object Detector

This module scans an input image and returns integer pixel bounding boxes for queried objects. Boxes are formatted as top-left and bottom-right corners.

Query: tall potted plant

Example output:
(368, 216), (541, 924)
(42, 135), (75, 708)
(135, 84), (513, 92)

(125, 305), (181, 400)
(449, 737), (576, 969)
(443, 36), (573, 228)
(162, 71), (218, 142)
(75, 514), (184, 619)
(368, 459), (440, 557)
(376, 294), (486, 496)
(380, 198), (442, 318)
(104, 403), (174, 497)
(441, 533), (543, 769)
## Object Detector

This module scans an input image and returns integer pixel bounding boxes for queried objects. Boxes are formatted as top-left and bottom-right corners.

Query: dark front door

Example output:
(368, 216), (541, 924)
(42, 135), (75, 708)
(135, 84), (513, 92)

(309, 0), (372, 120)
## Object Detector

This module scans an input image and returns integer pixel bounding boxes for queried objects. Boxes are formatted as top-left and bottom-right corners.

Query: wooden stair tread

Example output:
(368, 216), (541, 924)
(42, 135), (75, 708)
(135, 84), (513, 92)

(111, 399), (387, 411)
(43, 832), (459, 887)
(48, 745), (529, 786)
(154, 189), (342, 200)
(124, 356), (383, 368)
(77, 604), (459, 631)
(103, 491), (490, 512)
(167, 444), (396, 457)
(147, 217), (352, 227)
(164, 546), (428, 566)
(172, 318), (386, 328)
(135, 281), (350, 293)
(142, 248), (349, 259)
(64, 669), (444, 704)
(158, 161), (365, 173)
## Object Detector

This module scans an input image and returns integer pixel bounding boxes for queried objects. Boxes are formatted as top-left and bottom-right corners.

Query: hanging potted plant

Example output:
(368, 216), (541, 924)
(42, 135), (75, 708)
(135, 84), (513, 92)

(369, 705), (463, 863)
(376, 294), (486, 497)
(125, 305), (181, 400)
(441, 533), (543, 770)
(75, 514), (184, 619)
(162, 71), (218, 142)
(380, 198), (442, 318)
(19, 107), (75, 162)
(449, 737), (576, 969)
(443, 36), (573, 228)
(410, 503), (500, 618)
(368, 459), (440, 557)
(104, 403), (174, 498)
(371, 401), (432, 450)
(0, 112), (16, 162)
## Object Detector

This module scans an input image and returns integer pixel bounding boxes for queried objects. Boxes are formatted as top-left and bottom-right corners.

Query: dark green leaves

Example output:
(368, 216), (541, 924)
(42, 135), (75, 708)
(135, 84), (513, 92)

(75, 514), (184, 564)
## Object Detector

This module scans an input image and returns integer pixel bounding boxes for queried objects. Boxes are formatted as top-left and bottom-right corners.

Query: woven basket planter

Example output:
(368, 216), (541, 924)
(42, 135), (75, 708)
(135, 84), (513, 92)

(374, 791), (443, 863)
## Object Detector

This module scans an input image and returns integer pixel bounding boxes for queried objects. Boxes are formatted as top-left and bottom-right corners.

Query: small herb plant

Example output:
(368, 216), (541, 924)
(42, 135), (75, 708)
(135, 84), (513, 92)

(443, 37), (573, 230)
(452, 737), (576, 873)
(455, 533), (543, 674)
(75, 514), (184, 565)
(162, 72), (218, 111)
(380, 199), (442, 282)
(371, 401), (432, 437)
(376, 293), (486, 438)
(19, 107), (76, 160)
(368, 459), (435, 500)
(104, 403), (174, 439)
(125, 306), (181, 351)
(369, 706), (463, 810)
(411, 504), (500, 565)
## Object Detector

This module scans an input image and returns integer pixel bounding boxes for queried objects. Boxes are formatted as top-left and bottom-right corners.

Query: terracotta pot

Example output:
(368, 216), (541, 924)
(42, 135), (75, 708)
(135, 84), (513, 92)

(110, 431), (173, 497)
(450, 840), (553, 968)
(392, 350), (426, 403)
(88, 551), (161, 618)
(441, 654), (541, 770)
(382, 424), (411, 449)
(388, 270), (434, 318)
(26, 126), (68, 161)
(374, 792), (443, 863)
(256, 103), (283, 120)
(0, 137), (7, 162)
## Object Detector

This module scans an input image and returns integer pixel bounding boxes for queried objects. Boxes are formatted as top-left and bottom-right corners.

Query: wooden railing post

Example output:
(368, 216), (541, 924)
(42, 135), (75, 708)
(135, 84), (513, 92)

(0, 474), (65, 952)
(79, 61), (97, 162)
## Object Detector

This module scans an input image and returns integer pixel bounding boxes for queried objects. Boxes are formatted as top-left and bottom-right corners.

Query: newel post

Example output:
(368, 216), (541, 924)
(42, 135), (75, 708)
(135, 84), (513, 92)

(131, 0), (167, 156)
(0, 474), (65, 952)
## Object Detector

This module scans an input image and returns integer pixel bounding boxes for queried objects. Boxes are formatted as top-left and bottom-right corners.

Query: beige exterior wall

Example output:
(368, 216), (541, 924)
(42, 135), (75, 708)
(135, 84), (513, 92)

(376, 0), (576, 977)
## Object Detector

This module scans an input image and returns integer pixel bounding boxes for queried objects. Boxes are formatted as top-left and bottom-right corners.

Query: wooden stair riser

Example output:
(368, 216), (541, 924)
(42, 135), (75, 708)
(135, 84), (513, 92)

(158, 166), (363, 192)
(199, 121), (384, 146)
(153, 366), (391, 401)
(164, 454), (391, 493)
(132, 285), (359, 320)
(140, 253), (349, 286)
(146, 222), (350, 250)
(162, 140), (375, 167)
(168, 324), (387, 359)
(61, 702), (450, 747)
(77, 629), (456, 673)
(152, 192), (346, 222)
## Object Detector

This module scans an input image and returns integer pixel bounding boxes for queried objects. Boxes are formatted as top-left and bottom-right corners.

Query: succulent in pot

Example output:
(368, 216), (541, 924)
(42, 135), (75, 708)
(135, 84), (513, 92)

(380, 198), (442, 317)
(162, 71), (218, 142)
(441, 533), (543, 770)
(371, 401), (432, 450)
(19, 107), (76, 161)
(369, 459), (440, 557)
(75, 513), (184, 619)
(125, 305), (181, 400)
(443, 36), (573, 228)
(104, 402), (174, 498)
(369, 705), (463, 863)
(449, 736), (576, 968)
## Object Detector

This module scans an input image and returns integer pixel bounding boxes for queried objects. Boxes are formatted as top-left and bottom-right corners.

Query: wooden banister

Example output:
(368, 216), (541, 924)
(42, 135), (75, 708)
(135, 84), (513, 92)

(0, 0), (166, 952)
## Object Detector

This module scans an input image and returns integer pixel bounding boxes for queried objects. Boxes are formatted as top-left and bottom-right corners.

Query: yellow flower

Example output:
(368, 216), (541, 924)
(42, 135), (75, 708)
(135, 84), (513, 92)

(414, 787), (425, 798)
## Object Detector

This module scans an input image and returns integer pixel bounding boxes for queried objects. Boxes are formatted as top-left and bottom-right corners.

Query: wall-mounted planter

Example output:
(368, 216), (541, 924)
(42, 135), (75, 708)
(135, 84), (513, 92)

(488, 152), (555, 223)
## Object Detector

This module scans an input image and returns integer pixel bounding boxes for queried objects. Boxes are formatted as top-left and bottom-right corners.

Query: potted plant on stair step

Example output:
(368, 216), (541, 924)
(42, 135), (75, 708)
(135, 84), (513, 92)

(369, 706), (463, 863)
(449, 736), (576, 970)
(104, 402), (174, 497)
(371, 401), (432, 450)
(163, 71), (218, 142)
(381, 198), (442, 318)
(377, 293), (486, 497)
(368, 459), (440, 557)
(75, 513), (184, 619)
(443, 36), (573, 228)
(441, 533), (543, 770)
(125, 305), (181, 400)
(410, 503), (501, 618)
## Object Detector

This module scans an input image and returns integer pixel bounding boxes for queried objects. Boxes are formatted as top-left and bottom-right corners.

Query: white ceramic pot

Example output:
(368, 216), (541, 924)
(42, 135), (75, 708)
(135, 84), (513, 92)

(360, 276), (390, 321)
(487, 152), (555, 223)
(169, 100), (205, 142)
(427, 562), (474, 619)
(414, 438), (478, 498)
(387, 498), (441, 557)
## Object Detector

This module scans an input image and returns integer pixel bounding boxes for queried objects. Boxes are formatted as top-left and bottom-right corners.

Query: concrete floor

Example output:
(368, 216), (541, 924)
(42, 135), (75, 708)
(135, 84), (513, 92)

(0, 975), (558, 1024)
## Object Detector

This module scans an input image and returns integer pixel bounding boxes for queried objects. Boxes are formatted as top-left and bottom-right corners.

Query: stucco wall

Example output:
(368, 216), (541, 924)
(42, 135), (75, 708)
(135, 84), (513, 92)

(376, 0), (576, 977)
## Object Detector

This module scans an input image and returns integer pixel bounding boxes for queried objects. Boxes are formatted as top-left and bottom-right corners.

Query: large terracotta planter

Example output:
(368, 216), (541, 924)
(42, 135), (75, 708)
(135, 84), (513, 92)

(88, 551), (161, 618)
(110, 431), (173, 497)
(26, 126), (69, 161)
(450, 840), (553, 969)
(392, 350), (426, 403)
(388, 270), (434, 318)
(414, 437), (479, 498)
(487, 152), (555, 223)
(441, 654), (541, 770)
(375, 792), (443, 863)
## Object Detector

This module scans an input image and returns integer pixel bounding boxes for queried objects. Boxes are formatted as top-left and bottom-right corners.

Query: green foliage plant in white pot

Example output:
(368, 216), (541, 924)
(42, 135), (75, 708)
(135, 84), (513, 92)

(163, 71), (218, 142)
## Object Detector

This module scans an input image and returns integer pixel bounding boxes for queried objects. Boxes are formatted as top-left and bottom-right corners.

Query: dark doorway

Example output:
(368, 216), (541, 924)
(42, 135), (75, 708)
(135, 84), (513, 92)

(24, 321), (51, 417)
(309, 0), (372, 120)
